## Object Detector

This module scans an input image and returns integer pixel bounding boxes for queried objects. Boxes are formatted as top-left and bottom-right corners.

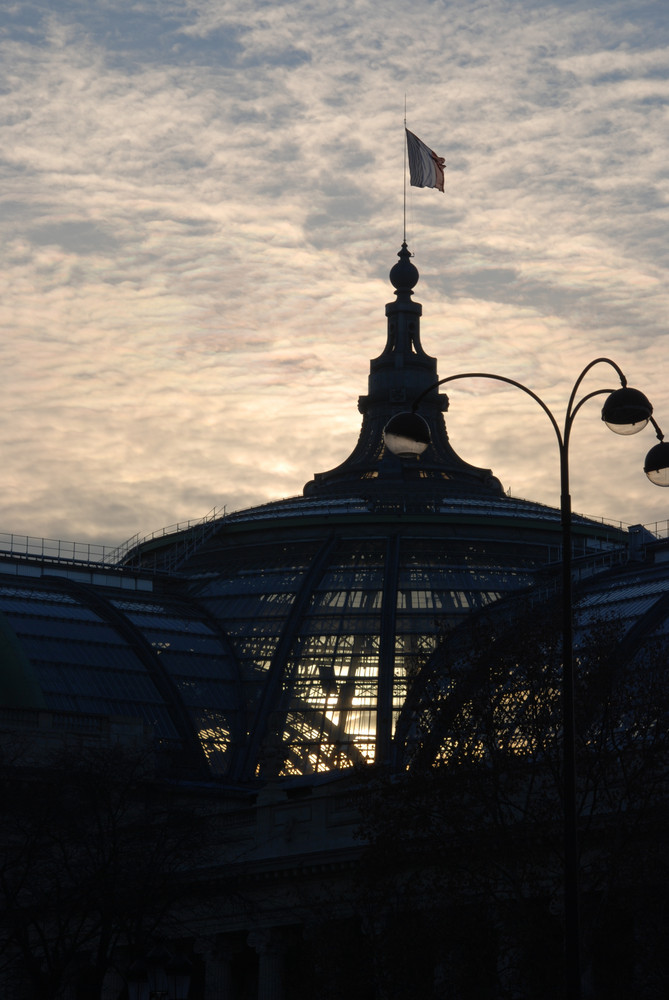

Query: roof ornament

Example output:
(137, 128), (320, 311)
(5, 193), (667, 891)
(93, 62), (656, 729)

(303, 244), (503, 500)
(389, 242), (419, 297)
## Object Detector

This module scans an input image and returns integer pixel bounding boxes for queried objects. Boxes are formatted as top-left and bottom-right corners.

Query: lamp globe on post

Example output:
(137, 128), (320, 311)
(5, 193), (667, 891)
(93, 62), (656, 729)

(601, 386), (653, 435)
(382, 411), (431, 457)
(601, 384), (669, 486)
(644, 440), (669, 487)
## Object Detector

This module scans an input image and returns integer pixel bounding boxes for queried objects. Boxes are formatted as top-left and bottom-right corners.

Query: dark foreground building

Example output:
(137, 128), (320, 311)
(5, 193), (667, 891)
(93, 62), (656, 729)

(1, 247), (667, 999)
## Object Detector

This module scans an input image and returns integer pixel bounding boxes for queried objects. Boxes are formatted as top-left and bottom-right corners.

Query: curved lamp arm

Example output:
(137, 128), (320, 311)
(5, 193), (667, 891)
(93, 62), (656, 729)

(383, 358), (666, 486)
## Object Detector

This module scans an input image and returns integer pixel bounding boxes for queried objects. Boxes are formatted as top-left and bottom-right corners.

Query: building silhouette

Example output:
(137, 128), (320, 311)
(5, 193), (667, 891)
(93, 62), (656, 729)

(1, 246), (667, 999)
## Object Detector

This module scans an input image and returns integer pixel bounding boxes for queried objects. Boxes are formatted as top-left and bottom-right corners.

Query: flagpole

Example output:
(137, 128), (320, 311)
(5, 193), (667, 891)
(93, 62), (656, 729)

(403, 96), (407, 244)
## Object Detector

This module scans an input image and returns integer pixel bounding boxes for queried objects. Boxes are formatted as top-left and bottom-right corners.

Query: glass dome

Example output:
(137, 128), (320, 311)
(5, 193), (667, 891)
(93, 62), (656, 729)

(177, 494), (628, 780)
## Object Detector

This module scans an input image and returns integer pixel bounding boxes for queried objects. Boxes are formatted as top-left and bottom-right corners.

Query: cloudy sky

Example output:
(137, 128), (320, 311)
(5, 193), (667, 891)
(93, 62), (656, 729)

(1, 0), (668, 547)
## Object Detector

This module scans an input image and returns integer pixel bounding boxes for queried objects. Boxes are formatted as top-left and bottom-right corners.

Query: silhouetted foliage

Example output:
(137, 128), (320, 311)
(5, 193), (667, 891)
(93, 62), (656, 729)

(356, 599), (669, 998)
(0, 740), (211, 1000)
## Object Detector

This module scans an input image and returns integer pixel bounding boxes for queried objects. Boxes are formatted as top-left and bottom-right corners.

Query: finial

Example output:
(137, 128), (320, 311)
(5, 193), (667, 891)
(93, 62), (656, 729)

(389, 242), (419, 295)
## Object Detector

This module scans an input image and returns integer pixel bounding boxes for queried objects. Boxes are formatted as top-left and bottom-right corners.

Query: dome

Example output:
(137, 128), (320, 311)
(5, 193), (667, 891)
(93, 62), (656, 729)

(173, 494), (633, 781)
(0, 246), (663, 788)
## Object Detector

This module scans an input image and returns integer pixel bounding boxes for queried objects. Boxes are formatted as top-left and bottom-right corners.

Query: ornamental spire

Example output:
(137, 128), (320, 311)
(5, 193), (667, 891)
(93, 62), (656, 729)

(303, 245), (503, 501)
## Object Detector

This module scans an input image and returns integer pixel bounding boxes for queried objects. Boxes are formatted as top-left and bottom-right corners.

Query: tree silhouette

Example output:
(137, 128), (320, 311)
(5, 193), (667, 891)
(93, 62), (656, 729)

(0, 739), (212, 1000)
(357, 597), (669, 998)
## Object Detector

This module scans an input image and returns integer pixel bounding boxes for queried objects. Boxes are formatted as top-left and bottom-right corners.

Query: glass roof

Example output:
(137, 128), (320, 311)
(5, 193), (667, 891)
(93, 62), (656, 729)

(0, 582), (242, 775)
(1, 499), (661, 784)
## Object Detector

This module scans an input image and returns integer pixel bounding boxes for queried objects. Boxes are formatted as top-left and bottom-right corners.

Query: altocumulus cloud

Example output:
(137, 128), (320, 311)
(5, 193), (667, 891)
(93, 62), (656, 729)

(0, 0), (667, 544)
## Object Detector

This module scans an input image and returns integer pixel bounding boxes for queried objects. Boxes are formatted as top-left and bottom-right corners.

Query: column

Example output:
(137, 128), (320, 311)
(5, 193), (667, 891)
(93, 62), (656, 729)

(204, 950), (234, 1000)
(195, 937), (235, 1000)
(248, 929), (285, 1000)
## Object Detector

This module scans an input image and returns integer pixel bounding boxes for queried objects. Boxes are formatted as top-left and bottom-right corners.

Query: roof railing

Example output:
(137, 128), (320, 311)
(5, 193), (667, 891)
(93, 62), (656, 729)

(0, 533), (120, 568)
(0, 508), (665, 573)
(639, 519), (669, 539)
(104, 504), (226, 565)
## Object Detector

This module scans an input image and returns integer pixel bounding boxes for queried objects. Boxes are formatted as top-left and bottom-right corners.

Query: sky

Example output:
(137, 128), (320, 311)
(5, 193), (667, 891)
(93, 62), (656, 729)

(1, 0), (668, 548)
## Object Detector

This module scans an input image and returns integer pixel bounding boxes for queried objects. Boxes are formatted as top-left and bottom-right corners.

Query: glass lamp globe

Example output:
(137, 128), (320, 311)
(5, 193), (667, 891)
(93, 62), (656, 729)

(383, 412), (431, 457)
(601, 387), (653, 436)
(644, 441), (669, 487)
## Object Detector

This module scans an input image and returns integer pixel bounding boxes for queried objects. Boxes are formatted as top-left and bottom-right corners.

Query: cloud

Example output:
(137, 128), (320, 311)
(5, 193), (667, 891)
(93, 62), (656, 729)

(0, 0), (667, 545)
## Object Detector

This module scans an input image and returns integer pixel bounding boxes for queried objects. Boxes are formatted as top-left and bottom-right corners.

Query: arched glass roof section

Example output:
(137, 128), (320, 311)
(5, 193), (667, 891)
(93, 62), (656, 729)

(392, 556), (669, 772)
(184, 496), (629, 781)
(0, 580), (244, 776)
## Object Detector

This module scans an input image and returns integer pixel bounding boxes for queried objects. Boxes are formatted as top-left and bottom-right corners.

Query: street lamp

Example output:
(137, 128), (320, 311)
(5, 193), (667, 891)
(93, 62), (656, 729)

(383, 358), (668, 1000)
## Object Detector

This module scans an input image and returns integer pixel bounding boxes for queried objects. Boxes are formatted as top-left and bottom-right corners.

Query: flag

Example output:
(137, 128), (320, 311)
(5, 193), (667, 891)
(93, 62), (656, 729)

(405, 128), (445, 192)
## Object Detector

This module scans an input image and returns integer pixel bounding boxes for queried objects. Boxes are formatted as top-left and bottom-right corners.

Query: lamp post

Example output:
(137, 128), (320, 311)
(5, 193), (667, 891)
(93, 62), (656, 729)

(383, 358), (669, 1000)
